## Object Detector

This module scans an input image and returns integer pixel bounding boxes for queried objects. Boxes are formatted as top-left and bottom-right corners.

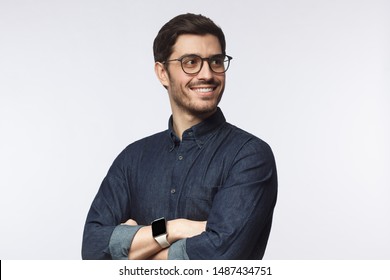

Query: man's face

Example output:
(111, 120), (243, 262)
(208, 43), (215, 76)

(158, 34), (226, 118)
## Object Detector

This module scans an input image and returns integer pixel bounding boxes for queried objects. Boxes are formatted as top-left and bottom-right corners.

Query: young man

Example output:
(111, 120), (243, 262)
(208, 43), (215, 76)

(82, 13), (277, 260)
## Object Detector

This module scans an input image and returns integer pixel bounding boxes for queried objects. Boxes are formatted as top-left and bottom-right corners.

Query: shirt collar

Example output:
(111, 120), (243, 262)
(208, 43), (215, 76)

(168, 107), (226, 149)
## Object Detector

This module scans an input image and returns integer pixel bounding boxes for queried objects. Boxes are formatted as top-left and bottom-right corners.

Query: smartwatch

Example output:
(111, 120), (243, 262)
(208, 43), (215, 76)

(151, 217), (170, 248)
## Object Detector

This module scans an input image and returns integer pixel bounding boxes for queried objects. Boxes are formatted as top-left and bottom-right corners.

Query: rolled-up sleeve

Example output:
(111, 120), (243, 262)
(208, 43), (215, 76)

(168, 239), (189, 260)
(109, 225), (143, 259)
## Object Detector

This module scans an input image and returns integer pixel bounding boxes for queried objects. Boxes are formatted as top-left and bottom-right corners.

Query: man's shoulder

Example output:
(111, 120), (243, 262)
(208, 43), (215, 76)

(107, 130), (169, 170)
(224, 123), (271, 148)
(221, 122), (275, 160)
(123, 130), (169, 151)
(221, 123), (276, 174)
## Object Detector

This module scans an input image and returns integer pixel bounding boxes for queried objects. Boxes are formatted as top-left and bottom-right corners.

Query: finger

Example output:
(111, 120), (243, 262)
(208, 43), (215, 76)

(121, 219), (138, 226)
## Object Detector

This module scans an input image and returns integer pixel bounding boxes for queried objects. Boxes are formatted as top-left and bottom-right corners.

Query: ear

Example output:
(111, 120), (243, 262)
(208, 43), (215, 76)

(154, 62), (170, 88)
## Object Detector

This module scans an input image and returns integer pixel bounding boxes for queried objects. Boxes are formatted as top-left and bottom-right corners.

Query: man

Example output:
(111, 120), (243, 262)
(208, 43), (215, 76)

(82, 13), (277, 260)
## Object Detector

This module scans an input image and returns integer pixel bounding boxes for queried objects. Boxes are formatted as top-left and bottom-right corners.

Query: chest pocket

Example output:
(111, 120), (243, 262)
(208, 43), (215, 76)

(183, 184), (220, 220)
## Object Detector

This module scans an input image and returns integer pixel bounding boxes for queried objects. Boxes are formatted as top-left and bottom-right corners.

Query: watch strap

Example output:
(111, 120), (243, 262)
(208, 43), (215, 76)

(154, 234), (170, 249)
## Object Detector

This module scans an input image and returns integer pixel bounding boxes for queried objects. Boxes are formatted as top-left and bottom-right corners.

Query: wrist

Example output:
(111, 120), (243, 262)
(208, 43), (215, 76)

(151, 217), (170, 248)
(166, 219), (183, 243)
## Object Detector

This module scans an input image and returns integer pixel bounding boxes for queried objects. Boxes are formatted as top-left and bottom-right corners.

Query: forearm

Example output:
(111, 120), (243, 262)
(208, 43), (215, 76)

(128, 219), (206, 260)
(147, 248), (169, 260)
(128, 225), (163, 260)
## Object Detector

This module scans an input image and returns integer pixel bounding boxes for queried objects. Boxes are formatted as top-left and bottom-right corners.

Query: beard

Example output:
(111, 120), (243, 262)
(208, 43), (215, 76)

(168, 76), (225, 118)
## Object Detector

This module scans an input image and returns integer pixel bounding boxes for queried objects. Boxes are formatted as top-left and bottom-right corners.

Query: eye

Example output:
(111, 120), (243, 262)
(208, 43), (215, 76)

(182, 56), (200, 68)
(210, 56), (224, 66)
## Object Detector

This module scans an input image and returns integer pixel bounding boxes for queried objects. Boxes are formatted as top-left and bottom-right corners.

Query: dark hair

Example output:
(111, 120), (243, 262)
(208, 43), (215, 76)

(153, 13), (226, 63)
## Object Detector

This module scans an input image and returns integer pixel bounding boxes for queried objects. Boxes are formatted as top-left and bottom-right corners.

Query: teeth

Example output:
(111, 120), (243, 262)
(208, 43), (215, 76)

(193, 88), (214, 93)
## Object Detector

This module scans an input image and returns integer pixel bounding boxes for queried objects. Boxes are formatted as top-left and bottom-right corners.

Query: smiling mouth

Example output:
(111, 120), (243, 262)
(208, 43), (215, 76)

(191, 87), (216, 93)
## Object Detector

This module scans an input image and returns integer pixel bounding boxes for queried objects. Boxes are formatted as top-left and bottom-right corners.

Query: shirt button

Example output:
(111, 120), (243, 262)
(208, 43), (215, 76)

(170, 189), (176, 194)
(178, 155), (183, 160)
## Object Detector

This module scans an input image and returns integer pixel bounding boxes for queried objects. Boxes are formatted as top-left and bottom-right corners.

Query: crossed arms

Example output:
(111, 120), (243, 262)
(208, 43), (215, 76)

(82, 138), (277, 260)
(122, 218), (206, 260)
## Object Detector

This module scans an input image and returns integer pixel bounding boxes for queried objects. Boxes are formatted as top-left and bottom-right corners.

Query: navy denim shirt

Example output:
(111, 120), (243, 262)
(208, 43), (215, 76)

(82, 108), (277, 259)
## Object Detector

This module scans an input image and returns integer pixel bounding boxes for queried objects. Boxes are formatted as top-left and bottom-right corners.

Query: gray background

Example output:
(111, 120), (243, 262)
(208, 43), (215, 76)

(1, 0), (389, 259)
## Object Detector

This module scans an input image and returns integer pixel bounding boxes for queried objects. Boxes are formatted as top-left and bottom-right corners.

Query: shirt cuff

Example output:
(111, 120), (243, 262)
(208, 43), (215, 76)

(168, 239), (189, 260)
(109, 224), (143, 260)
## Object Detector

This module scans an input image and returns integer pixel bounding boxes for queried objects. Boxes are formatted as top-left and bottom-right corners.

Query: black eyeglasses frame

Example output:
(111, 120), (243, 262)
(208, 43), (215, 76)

(163, 54), (233, 75)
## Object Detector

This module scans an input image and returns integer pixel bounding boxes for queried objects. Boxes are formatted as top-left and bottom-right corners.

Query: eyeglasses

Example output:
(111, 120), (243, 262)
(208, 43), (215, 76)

(163, 54), (233, 74)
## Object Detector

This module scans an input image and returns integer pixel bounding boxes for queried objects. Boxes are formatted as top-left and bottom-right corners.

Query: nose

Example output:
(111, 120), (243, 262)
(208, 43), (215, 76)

(196, 60), (214, 80)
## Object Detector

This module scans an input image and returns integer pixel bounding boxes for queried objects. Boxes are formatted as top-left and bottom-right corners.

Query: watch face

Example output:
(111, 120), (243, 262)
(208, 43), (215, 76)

(152, 218), (166, 236)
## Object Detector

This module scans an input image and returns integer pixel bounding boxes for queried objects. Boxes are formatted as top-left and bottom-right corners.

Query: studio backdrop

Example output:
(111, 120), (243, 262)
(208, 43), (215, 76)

(0, 0), (389, 259)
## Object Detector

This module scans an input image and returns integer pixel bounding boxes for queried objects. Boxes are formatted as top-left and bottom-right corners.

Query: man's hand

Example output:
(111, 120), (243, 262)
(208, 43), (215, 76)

(121, 219), (138, 226)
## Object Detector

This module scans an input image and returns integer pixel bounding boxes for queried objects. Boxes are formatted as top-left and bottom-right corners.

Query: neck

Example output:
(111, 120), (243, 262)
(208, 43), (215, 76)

(171, 108), (216, 140)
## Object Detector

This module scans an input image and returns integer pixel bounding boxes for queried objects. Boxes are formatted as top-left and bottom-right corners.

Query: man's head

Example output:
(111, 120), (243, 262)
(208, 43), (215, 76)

(154, 14), (231, 119)
(153, 13), (226, 64)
